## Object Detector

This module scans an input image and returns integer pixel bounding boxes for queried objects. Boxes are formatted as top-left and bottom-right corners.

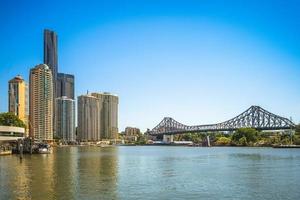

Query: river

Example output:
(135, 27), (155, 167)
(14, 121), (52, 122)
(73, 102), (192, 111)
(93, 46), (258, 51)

(0, 146), (300, 200)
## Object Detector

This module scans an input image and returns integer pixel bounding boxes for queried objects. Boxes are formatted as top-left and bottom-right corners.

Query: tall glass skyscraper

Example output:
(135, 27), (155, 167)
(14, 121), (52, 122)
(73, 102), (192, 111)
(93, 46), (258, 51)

(44, 29), (58, 85)
(56, 73), (75, 99)
(55, 96), (75, 142)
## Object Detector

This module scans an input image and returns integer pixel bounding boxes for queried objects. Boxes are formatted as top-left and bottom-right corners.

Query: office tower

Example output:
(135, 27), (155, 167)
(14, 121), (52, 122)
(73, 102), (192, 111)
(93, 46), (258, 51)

(44, 29), (58, 136)
(77, 94), (101, 141)
(8, 75), (29, 136)
(91, 92), (119, 140)
(56, 73), (75, 99)
(29, 64), (53, 141)
(55, 96), (75, 142)
(44, 29), (58, 86)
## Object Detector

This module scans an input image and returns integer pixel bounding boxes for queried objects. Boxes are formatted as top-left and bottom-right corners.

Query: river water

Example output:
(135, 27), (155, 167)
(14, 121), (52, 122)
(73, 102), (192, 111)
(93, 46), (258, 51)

(0, 146), (300, 200)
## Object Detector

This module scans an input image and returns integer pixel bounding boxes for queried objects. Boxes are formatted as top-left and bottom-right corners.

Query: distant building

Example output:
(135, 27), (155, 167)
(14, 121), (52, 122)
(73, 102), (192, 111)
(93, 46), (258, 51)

(91, 92), (119, 140)
(77, 94), (101, 141)
(125, 127), (141, 136)
(55, 96), (75, 142)
(124, 127), (141, 142)
(29, 64), (53, 141)
(8, 75), (29, 136)
(56, 73), (74, 99)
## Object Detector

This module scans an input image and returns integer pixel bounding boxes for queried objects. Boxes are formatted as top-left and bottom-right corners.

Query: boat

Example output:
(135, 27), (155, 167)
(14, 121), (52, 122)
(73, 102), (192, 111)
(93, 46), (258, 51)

(38, 144), (52, 154)
(0, 146), (12, 155)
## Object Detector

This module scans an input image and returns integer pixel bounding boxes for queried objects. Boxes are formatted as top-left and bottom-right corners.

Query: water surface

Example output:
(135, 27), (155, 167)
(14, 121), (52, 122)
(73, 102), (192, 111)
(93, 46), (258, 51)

(1, 146), (300, 199)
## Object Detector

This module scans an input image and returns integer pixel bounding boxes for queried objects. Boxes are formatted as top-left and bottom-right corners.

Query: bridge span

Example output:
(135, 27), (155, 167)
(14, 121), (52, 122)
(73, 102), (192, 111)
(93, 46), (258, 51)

(147, 106), (295, 136)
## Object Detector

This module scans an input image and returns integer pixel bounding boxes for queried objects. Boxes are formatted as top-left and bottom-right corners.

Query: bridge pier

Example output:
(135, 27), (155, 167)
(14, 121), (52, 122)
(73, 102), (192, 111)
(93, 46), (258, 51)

(163, 135), (174, 143)
(207, 135), (211, 147)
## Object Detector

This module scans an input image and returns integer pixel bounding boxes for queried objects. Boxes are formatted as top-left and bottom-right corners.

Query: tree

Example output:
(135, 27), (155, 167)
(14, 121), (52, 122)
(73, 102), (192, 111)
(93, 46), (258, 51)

(215, 137), (231, 146)
(295, 124), (300, 135)
(0, 112), (26, 128)
(231, 128), (258, 145)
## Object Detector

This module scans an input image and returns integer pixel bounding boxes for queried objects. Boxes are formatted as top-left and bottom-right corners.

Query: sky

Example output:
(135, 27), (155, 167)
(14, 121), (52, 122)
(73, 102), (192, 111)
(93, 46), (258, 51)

(0, 0), (300, 131)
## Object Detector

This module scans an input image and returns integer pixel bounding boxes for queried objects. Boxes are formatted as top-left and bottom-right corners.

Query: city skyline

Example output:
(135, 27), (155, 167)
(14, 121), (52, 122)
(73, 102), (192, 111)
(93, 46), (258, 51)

(1, 0), (300, 131)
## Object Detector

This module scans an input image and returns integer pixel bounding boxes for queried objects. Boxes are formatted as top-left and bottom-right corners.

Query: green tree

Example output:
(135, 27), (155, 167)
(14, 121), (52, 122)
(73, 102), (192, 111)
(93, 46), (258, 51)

(295, 124), (300, 135)
(215, 136), (231, 146)
(0, 112), (26, 128)
(238, 136), (247, 146)
(231, 128), (258, 146)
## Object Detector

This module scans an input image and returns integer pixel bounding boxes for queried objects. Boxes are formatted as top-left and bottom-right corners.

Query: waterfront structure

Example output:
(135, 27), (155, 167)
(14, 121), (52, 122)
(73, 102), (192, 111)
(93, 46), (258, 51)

(0, 126), (25, 141)
(56, 73), (75, 99)
(91, 92), (119, 140)
(29, 64), (53, 141)
(147, 105), (295, 136)
(8, 75), (29, 135)
(77, 94), (101, 141)
(55, 96), (75, 142)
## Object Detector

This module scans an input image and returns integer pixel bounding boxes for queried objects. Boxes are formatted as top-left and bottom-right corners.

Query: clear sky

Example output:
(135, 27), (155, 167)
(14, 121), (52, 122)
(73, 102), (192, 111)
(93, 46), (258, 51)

(0, 0), (299, 131)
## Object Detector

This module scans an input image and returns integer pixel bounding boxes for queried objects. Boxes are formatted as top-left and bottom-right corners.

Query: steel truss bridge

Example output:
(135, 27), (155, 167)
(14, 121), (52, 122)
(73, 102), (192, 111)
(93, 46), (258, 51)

(148, 106), (295, 135)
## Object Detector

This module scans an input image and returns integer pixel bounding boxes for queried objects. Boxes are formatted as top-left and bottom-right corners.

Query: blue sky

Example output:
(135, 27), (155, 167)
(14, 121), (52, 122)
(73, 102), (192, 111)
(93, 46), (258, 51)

(0, 0), (300, 131)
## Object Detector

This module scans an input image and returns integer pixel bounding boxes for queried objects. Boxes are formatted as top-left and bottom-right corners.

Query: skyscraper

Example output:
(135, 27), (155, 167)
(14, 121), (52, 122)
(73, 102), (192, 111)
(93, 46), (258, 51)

(55, 96), (75, 142)
(77, 94), (101, 141)
(8, 75), (29, 136)
(29, 64), (53, 141)
(91, 92), (119, 140)
(44, 29), (58, 136)
(56, 73), (75, 99)
(44, 29), (58, 85)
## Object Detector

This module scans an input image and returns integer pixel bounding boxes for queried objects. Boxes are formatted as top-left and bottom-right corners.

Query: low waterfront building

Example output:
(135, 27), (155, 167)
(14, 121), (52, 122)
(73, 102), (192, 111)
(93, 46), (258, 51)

(0, 126), (25, 141)
(55, 96), (75, 142)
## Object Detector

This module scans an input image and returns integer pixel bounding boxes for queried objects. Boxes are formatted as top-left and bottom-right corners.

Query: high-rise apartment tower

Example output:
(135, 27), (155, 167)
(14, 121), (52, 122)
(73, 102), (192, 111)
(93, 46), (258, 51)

(29, 64), (53, 141)
(8, 75), (29, 135)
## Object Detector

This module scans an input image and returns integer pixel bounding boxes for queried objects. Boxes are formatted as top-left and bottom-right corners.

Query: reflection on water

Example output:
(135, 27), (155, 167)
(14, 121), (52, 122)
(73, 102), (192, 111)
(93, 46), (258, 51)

(0, 146), (118, 200)
(1, 146), (300, 200)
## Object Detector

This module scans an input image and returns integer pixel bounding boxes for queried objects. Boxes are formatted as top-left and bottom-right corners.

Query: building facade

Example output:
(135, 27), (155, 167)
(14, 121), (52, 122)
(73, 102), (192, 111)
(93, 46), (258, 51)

(55, 96), (75, 142)
(29, 64), (53, 141)
(77, 94), (101, 141)
(125, 127), (141, 136)
(8, 75), (29, 135)
(0, 126), (25, 141)
(56, 73), (74, 99)
(91, 92), (119, 140)
(44, 29), (58, 88)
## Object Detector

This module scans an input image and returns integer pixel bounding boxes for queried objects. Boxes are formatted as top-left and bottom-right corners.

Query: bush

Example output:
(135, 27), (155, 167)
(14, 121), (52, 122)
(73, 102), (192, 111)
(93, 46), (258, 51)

(215, 137), (231, 146)
(232, 128), (258, 144)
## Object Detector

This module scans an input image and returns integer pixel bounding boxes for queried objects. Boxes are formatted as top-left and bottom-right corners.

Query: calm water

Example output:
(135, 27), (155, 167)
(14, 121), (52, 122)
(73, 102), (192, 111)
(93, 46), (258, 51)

(1, 146), (300, 200)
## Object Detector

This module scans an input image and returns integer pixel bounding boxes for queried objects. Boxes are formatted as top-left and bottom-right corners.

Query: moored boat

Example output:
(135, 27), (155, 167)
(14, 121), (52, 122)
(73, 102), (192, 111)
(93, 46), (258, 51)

(38, 144), (52, 154)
